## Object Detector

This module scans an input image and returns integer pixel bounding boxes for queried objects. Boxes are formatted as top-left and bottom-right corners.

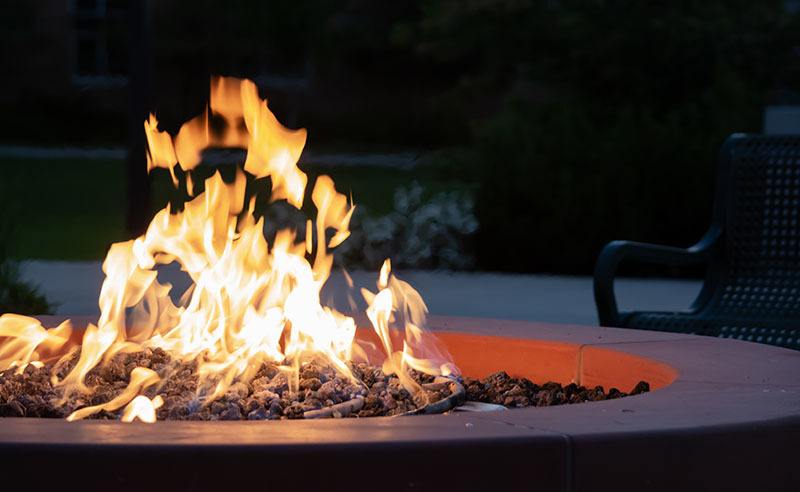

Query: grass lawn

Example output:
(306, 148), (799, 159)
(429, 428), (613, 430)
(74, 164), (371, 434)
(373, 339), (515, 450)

(0, 157), (469, 260)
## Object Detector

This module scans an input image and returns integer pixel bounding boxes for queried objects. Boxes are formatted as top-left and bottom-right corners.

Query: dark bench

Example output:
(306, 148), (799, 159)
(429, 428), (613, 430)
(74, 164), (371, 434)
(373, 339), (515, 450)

(594, 134), (800, 349)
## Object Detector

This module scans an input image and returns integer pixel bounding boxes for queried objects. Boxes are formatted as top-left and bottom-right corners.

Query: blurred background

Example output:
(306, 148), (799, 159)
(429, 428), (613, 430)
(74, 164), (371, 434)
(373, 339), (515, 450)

(1, 0), (799, 321)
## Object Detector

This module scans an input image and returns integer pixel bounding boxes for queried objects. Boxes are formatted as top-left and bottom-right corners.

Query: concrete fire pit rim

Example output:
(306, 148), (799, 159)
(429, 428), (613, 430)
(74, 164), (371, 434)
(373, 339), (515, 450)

(0, 314), (797, 446)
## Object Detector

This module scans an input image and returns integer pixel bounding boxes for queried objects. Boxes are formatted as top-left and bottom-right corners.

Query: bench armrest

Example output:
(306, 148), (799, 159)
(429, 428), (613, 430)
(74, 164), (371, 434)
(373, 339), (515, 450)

(593, 227), (720, 326)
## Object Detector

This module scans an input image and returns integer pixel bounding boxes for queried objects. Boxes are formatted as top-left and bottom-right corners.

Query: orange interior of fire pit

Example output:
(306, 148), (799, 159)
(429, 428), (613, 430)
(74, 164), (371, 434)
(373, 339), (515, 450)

(57, 323), (676, 392)
(58, 323), (678, 394)
(354, 328), (677, 391)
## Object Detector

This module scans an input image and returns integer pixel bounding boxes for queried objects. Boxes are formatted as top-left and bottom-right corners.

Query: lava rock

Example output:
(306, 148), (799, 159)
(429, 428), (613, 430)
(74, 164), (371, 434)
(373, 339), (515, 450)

(299, 377), (322, 391)
(0, 400), (25, 417)
(0, 350), (650, 421)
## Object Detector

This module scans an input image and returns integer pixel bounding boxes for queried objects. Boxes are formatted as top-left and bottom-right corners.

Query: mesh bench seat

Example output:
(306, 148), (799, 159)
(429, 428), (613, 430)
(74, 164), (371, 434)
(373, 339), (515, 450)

(594, 134), (800, 350)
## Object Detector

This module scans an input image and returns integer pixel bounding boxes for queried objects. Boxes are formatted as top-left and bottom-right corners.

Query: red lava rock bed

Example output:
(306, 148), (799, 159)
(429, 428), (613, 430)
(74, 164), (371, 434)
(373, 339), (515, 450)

(0, 347), (650, 420)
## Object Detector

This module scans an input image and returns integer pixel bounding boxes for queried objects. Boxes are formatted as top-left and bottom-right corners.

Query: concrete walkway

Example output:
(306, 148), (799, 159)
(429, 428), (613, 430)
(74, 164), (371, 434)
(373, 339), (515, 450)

(20, 260), (701, 326)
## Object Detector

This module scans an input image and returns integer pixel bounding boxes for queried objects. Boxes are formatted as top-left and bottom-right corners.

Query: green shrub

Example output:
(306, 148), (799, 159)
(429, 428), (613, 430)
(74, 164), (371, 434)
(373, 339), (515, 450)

(472, 88), (753, 273)
(0, 170), (52, 315)
(338, 182), (478, 269)
(0, 260), (52, 315)
(401, 0), (798, 273)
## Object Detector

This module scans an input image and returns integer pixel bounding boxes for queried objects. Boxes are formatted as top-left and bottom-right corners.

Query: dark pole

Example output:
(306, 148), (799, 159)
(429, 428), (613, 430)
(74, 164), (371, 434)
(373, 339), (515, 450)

(126, 0), (152, 236)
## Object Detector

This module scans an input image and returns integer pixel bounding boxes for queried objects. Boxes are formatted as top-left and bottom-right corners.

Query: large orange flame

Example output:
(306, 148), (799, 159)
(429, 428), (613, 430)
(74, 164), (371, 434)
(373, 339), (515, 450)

(0, 76), (458, 422)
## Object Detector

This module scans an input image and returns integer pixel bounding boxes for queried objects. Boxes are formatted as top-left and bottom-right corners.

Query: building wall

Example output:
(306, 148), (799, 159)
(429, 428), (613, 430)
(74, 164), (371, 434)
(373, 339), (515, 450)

(0, 0), (73, 104)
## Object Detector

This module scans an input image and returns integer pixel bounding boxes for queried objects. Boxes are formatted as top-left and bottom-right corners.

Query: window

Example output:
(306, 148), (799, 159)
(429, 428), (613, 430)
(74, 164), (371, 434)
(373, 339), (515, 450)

(71, 0), (129, 87)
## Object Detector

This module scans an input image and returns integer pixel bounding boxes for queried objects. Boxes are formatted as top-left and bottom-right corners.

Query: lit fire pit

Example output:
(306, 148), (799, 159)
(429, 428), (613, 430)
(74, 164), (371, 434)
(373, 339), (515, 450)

(0, 77), (645, 423)
(1, 76), (798, 489)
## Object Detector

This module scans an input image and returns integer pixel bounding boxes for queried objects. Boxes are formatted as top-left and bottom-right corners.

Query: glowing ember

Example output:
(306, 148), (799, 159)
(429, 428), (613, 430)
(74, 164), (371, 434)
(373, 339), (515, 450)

(0, 76), (458, 422)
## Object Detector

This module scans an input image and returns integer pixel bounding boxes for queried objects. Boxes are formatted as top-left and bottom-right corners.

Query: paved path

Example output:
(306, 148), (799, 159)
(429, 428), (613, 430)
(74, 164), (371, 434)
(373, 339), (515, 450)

(20, 260), (701, 325)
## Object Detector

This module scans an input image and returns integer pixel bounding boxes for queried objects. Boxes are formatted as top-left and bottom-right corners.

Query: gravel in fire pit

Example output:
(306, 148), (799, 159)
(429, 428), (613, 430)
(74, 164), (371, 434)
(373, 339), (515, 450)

(463, 371), (649, 408)
(0, 348), (649, 420)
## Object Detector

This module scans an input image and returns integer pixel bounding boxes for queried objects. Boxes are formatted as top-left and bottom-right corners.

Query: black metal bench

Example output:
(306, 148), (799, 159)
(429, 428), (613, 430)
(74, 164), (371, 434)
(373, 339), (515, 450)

(594, 134), (800, 350)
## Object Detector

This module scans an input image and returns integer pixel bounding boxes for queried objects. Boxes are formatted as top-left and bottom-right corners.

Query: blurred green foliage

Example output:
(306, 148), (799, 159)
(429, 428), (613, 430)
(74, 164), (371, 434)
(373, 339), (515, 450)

(0, 157), (464, 260)
(0, 260), (52, 315)
(0, 171), (52, 314)
(394, 0), (800, 272)
(2, 1), (799, 273)
(150, 0), (800, 272)
(0, 158), (129, 260)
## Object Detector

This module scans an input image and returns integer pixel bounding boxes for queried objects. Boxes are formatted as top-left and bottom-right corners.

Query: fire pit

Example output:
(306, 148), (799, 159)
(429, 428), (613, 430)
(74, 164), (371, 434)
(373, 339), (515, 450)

(1, 75), (798, 489)
(1, 315), (798, 491)
(0, 76), (649, 424)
